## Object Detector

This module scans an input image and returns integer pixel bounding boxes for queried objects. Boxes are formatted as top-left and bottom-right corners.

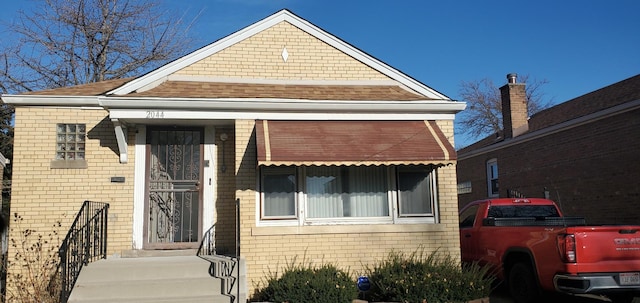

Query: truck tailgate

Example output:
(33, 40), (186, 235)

(570, 225), (640, 271)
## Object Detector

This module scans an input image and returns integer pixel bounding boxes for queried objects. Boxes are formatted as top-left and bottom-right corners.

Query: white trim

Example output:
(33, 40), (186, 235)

(256, 165), (439, 227)
(99, 97), (464, 111)
(1, 95), (100, 106)
(202, 126), (216, 232)
(112, 119), (128, 163)
(486, 159), (499, 198)
(106, 9), (450, 100)
(109, 109), (457, 122)
(132, 125), (147, 250)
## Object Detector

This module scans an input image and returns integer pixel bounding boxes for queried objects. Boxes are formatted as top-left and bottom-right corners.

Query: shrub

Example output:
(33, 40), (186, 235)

(365, 248), (495, 303)
(252, 257), (358, 303)
(3, 213), (62, 303)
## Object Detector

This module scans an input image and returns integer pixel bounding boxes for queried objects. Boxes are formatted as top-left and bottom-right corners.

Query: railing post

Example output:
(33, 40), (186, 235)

(103, 204), (109, 259)
(236, 198), (241, 302)
(59, 247), (67, 303)
(236, 198), (240, 257)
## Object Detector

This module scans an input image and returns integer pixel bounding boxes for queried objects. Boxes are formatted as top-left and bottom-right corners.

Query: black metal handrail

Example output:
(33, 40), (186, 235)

(197, 198), (241, 302)
(57, 201), (109, 303)
(197, 223), (217, 258)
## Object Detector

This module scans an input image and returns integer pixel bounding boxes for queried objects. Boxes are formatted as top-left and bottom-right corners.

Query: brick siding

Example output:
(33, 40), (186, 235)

(8, 107), (135, 273)
(458, 108), (640, 224)
(175, 21), (389, 81)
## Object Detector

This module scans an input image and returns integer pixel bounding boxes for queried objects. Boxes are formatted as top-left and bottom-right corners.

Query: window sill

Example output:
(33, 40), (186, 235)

(50, 159), (88, 169)
(251, 223), (446, 236)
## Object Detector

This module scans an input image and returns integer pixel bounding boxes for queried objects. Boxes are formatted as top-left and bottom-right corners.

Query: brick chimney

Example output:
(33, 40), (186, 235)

(500, 73), (528, 138)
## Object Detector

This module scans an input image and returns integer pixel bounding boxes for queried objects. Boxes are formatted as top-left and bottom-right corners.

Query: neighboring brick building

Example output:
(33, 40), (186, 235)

(2, 10), (466, 299)
(457, 73), (640, 224)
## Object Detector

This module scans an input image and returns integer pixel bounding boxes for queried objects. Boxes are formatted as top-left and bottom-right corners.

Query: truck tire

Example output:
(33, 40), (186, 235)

(508, 262), (539, 303)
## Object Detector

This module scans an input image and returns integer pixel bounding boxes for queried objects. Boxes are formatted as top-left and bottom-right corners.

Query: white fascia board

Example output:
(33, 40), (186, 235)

(286, 12), (449, 100)
(106, 9), (451, 101)
(99, 97), (466, 113)
(1, 94), (100, 106)
(108, 108), (457, 121)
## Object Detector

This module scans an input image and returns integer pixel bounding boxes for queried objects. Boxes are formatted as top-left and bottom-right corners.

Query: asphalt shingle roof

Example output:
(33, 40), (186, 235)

(126, 81), (430, 101)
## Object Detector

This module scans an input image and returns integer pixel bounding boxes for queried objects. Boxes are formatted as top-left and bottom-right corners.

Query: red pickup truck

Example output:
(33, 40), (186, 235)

(459, 198), (640, 303)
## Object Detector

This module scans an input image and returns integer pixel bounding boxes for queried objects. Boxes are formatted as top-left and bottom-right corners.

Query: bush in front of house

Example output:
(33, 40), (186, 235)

(365, 248), (495, 303)
(252, 258), (358, 303)
(4, 213), (62, 303)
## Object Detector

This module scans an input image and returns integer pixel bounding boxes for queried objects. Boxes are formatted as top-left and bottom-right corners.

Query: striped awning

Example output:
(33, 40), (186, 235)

(256, 120), (456, 166)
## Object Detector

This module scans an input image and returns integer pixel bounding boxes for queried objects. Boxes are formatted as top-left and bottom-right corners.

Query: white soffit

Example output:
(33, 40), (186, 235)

(106, 9), (451, 101)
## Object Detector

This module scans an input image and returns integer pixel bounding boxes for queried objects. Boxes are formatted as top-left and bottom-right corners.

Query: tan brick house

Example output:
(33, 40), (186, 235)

(457, 73), (640, 224)
(2, 9), (466, 300)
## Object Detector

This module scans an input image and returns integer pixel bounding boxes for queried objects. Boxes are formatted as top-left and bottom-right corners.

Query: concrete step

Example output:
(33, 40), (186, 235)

(67, 295), (231, 303)
(75, 256), (211, 282)
(68, 255), (231, 303)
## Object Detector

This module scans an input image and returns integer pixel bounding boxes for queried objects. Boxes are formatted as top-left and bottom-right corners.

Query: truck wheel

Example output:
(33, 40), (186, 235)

(508, 262), (539, 303)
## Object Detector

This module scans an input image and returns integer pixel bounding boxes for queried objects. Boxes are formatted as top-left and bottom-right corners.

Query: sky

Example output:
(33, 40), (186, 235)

(1, 0), (639, 147)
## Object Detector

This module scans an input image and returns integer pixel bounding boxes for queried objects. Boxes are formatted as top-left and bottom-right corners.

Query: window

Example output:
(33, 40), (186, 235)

(259, 165), (438, 225)
(261, 167), (297, 219)
(487, 205), (560, 218)
(51, 123), (88, 169)
(56, 123), (86, 160)
(307, 166), (389, 218)
(486, 159), (499, 197)
(397, 168), (435, 217)
(459, 204), (479, 228)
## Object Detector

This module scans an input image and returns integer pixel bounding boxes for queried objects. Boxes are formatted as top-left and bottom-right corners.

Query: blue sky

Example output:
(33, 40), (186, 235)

(2, 0), (639, 147)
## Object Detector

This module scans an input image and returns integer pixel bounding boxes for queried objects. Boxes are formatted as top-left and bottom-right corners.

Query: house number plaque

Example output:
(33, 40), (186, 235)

(146, 110), (165, 119)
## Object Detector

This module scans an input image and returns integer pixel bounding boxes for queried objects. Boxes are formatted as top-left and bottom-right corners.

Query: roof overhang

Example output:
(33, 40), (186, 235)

(99, 96), (465, 112)
(1, 95), (100, 106)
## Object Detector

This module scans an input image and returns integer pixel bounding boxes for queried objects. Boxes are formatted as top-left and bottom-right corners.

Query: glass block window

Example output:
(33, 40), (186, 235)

(56, 124), (86, 160)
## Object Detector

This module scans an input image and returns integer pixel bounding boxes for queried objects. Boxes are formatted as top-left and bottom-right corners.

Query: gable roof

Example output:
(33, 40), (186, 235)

(106, 9), (450, 100)
(2, 9), (465, 116)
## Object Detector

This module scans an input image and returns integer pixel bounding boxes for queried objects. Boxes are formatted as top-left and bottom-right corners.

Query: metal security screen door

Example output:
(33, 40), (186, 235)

(145, 128), (204, 249)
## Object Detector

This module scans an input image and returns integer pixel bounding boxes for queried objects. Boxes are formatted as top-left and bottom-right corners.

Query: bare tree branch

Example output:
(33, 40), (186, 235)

(457, 75), (553, 142)
(0, 0), (195, 92)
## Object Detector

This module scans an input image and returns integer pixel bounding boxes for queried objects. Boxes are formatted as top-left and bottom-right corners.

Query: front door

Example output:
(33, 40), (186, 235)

(145, 128), (204, 249)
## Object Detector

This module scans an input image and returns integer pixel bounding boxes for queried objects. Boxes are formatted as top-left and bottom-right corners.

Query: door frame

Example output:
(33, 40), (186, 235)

(142, 126), (205, 250)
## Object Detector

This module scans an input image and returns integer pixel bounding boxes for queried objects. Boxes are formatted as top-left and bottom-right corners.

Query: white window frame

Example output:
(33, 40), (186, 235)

(257, 166), (439, 226)
(486, 158), (499, 197)
(259, 166), (299, 221)
(395, 166), (438, 222)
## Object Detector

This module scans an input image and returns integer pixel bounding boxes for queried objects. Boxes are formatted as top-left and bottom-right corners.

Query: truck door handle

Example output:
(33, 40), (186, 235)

(464, 234), (472, 238)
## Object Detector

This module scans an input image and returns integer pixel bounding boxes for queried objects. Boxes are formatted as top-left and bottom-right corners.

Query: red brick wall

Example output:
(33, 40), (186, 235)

(458, 108), (640, 224)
